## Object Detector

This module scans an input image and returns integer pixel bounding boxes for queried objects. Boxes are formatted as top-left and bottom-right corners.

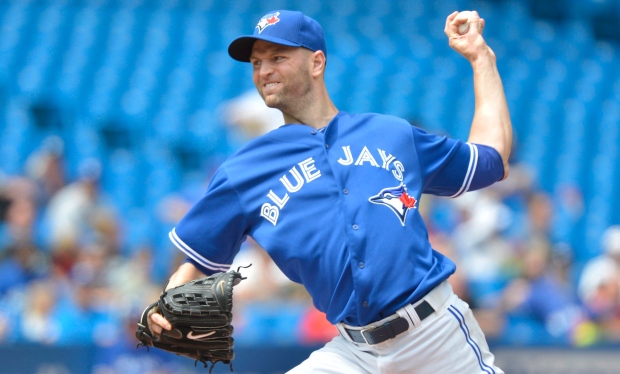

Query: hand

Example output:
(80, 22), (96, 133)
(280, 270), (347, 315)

(148, 309), (172, 336)
(444, 11), (489, 62)
(146, 261), (206, 336)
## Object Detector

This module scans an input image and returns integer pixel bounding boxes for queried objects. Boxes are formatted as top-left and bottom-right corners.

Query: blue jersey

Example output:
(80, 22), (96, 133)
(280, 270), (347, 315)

(170, 111), (504, 326)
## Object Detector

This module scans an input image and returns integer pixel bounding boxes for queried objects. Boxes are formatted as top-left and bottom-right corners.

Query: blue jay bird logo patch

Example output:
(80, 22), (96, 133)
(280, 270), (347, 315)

(369, 183), (417, 226)
(256, 12), (280, 34)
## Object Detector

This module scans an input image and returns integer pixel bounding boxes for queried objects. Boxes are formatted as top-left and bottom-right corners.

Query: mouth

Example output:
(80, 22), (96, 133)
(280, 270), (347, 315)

(264, 82), (280, 89)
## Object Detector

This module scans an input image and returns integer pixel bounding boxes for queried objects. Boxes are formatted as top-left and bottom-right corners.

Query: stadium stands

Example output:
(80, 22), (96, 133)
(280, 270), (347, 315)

(1, 0), (620, 370)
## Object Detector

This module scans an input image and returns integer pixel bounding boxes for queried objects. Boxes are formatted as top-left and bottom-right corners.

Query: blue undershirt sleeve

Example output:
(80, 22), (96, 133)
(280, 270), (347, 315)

(467, 143), (505, 191)
(412, 126), (504, 197)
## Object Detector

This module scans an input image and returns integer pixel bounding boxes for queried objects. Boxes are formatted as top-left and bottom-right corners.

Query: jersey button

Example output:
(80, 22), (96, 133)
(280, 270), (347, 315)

(311, 130), (317, 135)
(343, 189), (349, 195)
(358, 262), (365, 269)
(352, 224), (359, 230)
(362, 301), (368, 308)
(325, 144), (330, 148)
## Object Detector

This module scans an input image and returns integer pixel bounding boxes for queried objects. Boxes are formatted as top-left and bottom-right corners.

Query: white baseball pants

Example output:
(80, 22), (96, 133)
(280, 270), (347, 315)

(288, 281), (504, 374)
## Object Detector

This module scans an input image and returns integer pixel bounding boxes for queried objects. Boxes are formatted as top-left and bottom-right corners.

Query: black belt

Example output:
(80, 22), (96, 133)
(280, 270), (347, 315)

(344, 300), (435, 345)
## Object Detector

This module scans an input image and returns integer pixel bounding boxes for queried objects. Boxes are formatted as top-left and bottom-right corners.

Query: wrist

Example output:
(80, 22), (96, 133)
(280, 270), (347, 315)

(469, 47), (496, 67)
(166, 262), (206, 290)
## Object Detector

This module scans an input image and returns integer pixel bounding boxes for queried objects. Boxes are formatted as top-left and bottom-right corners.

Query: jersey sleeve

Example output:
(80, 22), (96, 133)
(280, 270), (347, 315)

(169, 167), (248, 275)
(412, 126), (504, 197)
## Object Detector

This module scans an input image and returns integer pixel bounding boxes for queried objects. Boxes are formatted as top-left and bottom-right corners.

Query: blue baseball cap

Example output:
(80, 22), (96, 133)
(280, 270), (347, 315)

(228, 10), (327, 62)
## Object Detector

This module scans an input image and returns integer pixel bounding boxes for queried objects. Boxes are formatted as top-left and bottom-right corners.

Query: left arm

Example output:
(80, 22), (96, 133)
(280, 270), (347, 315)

(445, 11), (513, 180)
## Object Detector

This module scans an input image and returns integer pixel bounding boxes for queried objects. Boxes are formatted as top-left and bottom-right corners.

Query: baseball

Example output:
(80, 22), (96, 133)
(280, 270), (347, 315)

(456, 11), (481, 35)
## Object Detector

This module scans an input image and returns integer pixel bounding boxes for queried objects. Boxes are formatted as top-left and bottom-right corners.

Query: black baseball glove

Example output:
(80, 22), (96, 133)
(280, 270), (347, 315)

(136, 270), (246, 372)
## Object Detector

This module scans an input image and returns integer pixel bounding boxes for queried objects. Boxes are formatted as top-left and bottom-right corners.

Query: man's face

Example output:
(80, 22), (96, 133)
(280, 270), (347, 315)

(249, 40), (314, 112)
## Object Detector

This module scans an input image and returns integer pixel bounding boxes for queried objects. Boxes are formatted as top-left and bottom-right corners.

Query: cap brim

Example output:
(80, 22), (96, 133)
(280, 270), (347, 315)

(228, 35), (301, 62)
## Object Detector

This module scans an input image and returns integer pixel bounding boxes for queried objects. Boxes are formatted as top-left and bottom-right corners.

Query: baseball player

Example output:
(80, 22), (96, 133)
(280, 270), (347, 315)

(148, 9), (511, 373)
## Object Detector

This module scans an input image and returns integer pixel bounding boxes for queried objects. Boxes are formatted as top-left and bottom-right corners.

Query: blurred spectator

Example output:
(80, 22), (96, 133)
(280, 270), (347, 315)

(230, 239), (316, 345)
(495, 193), (586, 345)
(0, 312), (8, 342)
(0, 175), (49, 295)
(70, 242), (116, 308)
(0, 242), (48, 295)
(231, 239), (305, 304)
(44, 158), (118, 252)
(298, 307), (338, 346)
(523, 192), (554, 252)
(106, 246), (162, 316)
(219, 89), (285, 142)
(553, 183), (585, 245)
(429, 231), (470, 304)
(450, 189), (515, 308)
(19, 280), (60, 344)
(0, 176), (40, 249)
(24, 135), (67, 204)
(499, 244), (585, 344)
(578, 225), (620, 342)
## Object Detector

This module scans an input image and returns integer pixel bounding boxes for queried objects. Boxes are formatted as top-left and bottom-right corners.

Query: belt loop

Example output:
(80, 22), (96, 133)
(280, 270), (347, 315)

(336, 322), (355, 343)
(398, 303), (420, 331)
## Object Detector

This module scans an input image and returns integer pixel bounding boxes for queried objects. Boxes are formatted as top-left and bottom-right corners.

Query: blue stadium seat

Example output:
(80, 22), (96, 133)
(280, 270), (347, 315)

(102, 149), (140, 211)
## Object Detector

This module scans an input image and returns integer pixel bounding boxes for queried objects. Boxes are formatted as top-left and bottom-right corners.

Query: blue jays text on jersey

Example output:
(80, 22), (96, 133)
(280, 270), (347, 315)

(260, 145), (409, 226)
(169, 111), (504, 326)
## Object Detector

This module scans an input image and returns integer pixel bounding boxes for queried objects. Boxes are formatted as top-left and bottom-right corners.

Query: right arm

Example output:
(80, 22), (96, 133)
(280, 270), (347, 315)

(444, 11), (513, 180)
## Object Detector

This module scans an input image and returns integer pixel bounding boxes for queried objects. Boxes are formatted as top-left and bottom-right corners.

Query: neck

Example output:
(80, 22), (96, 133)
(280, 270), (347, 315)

(282, 90), (339, 129)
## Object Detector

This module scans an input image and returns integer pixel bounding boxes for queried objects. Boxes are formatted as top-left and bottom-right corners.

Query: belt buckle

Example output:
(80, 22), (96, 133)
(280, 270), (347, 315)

(359, 326), (375, 345)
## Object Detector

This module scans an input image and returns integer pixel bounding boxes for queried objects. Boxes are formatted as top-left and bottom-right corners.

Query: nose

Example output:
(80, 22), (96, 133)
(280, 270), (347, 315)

(257, 60), (274, 79)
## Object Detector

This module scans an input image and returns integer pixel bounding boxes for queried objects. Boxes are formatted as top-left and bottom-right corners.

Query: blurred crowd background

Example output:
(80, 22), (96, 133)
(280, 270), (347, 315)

(1, 0), (620, 372)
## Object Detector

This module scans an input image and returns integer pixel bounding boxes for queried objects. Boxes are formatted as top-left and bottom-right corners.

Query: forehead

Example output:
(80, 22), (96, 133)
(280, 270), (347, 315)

(250, 40), (300, 58)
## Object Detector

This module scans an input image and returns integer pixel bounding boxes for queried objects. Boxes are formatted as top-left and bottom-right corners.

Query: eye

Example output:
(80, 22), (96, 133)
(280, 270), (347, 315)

(251, 60), (261, 69)
(273, 55), (285, 62)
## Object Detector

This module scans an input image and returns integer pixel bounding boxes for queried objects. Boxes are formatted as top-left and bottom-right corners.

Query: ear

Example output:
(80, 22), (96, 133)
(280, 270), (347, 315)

(311, 50), (326, 78)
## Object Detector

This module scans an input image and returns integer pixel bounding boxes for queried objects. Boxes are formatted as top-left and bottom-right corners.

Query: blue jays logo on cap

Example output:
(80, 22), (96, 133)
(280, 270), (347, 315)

(228, 10), (327, 62)
(369, 184), (417, 226)
(256, 12), (280, 34)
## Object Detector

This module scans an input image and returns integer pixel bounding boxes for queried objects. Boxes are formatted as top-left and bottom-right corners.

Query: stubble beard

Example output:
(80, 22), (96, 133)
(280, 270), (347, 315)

(261, 72), (313, 117)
